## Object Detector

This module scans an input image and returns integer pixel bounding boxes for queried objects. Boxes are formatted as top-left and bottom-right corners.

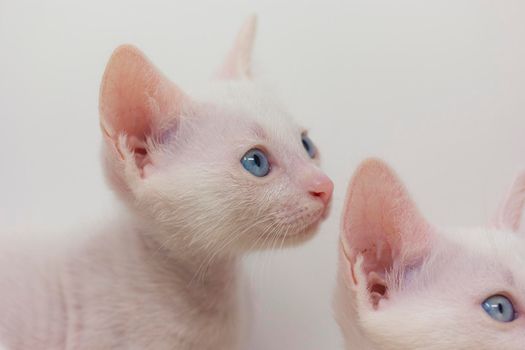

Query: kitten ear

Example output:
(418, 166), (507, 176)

(341, 159), (433, 307)
(99, 45), (187, 177)
(100, 44), (186, 142)
(492, 171), (525, 233)
(216, 15), (257, 80)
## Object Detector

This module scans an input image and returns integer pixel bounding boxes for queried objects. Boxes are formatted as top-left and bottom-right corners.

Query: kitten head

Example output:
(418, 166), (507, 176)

(335, 159), (525, 350)
(98, 17), (333, 256)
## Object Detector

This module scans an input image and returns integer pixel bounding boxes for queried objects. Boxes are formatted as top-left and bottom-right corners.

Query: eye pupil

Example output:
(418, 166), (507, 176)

(253, 154), (261, 167)
(302, 139), (310, 151)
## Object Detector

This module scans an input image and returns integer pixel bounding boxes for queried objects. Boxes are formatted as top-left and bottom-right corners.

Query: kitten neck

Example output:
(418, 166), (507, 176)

(134, 219), (240, 291)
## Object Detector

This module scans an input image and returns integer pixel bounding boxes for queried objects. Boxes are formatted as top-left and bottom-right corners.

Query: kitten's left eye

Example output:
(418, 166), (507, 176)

(301, 133), (316, 158)
(482, 295), (517, 323)
(241, 148), (271, 177)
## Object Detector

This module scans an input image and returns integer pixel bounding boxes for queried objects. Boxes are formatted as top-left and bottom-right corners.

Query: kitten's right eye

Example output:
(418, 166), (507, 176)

(482, 295), (517, 323)
(301, 133), (317, 158)
(241, 148), (271, 177)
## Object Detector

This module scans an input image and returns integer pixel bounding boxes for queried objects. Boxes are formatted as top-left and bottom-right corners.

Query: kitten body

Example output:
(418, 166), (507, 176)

(335, 159), (525, 350)
(0, 17), (333, 349)
(0, 219), (247, 349)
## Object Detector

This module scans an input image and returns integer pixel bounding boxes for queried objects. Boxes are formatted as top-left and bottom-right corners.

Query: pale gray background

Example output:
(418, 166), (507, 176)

(1, 1), (525, 349)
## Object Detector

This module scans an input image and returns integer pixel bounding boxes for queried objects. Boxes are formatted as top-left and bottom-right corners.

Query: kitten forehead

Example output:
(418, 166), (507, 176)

(425, 228), (525, 294)
(250, 123), (269, 141)
(191, 81), (302, 133)
(441, 227), (525, 258)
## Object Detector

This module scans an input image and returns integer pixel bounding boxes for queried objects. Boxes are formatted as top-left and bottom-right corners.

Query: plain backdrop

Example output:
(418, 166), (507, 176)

(1, 1), (525, 349)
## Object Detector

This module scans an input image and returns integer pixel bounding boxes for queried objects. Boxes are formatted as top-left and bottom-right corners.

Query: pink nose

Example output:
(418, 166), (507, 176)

(308, 174), (333, 206)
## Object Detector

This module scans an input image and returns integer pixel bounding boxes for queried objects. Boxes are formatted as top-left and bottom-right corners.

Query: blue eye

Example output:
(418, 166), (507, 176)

(241, 148), (270, 177)
(482, 295), (517, 323)
(301, 134), (316, 158)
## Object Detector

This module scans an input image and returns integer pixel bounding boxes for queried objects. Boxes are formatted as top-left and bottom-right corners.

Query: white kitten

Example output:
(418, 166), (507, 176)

(0, 17), (333, 349)
(334, 159), (525, 350)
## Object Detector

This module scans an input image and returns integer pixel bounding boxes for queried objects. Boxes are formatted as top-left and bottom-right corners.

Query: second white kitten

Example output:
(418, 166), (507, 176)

(334, 159), (525, 350)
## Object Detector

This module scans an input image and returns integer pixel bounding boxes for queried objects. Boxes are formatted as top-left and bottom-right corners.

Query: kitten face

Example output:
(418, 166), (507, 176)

(335, 159), (525, 350)
(98, 17), (333, 255)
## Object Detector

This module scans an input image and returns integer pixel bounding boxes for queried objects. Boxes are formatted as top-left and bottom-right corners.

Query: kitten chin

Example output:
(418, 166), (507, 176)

(245, 219), (322, 251)
(280, 219), (324, 247)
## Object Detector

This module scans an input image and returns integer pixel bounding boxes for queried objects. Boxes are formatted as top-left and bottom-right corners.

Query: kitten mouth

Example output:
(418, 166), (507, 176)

(249, 206), (325, 250)
(274, 206), (325, 239)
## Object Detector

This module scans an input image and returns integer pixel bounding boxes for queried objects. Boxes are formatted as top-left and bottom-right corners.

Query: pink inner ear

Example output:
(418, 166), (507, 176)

(216, 15), (257, 80)
(493, 171), (525, 232)
(99, 45), (185, 142)
(341, 159), (432, 301)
